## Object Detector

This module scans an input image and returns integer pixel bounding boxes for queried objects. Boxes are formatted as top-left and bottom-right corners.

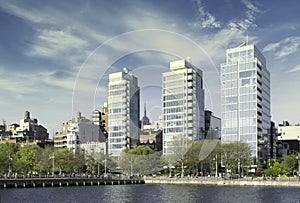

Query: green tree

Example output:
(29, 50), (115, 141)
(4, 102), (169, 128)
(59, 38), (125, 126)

(167, 134), (192, 177)
(221, 142), (252, 175)
(264, 161), (282, 177)
(0, 143), (19, 175)
(54, 148), (74, 174)
(281, 154), (298, 176)
(36, 146), (54, 175)
(119, 146), (161, 176)
(15, 145), (39, 174)
(191, 140), (219, 176)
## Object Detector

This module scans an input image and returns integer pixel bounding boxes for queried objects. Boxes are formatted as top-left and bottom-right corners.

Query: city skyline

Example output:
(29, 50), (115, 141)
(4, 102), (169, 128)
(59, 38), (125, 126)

(1, 0), (300, 134)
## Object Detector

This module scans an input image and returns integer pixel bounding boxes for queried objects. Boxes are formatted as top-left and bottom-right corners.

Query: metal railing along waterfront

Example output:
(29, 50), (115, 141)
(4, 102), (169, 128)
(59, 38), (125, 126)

(0, 175), (144, 188)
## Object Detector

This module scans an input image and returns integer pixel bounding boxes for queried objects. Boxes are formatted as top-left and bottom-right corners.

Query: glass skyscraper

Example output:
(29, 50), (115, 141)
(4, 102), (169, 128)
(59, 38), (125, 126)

(108, 69), (140, 156)
(220, 44), (271, 160)
(162, 59), (205, 154)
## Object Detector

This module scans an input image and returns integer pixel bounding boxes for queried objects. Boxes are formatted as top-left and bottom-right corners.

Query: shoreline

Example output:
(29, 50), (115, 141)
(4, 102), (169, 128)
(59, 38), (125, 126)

(144, 177), (300, 187)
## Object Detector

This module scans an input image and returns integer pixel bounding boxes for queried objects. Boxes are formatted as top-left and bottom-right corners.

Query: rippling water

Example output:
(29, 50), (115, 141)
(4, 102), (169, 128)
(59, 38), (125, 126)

(0, 184), (299, 203)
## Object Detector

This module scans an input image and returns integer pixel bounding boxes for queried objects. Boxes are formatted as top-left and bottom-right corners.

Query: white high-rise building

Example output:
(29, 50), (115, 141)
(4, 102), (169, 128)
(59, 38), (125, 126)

(108, 69), (140, 156)
(162, 59), (205, 154)
(220, 44), (271, 161)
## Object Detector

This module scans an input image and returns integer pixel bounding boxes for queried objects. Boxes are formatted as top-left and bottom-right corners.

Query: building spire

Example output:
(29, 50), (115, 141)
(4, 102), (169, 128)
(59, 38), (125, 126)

(144, 102), (147, 117)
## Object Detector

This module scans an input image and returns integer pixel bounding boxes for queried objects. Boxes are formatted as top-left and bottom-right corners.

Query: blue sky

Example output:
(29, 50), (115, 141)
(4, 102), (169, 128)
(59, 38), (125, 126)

(0, 0), (300, 135)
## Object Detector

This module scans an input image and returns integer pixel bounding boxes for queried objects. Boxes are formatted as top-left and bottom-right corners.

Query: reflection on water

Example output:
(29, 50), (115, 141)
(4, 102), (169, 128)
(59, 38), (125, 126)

(0, 184), (299, 203)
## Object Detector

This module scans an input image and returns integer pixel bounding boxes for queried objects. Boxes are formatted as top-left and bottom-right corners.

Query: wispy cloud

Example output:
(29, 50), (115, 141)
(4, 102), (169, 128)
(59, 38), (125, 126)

(194, 0), (221, 28)
(263, 42), (280, 52)
(288, 65), (300, 73)
(228, 0), (260, 31)
(27, 29), (87, 60)
(0, 66), (74, 96)
(263, 36), (300, 59)
(0, 1), (54, 24)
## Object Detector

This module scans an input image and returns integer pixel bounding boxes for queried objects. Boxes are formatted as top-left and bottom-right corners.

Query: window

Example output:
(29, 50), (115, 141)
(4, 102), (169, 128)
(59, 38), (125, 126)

(239, 70), (255, 78)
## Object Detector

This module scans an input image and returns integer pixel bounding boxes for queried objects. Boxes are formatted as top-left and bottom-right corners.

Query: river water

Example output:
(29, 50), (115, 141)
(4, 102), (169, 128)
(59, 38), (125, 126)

(0, 184), (299, 203)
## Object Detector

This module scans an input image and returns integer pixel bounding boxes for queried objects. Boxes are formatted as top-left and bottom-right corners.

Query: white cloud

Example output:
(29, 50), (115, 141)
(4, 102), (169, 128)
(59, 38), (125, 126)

(264, 36), (300, 59)
(0, 66), (75, 97)
(0, 1), (54, 24)
(263, 42), (280, 52)
(288, 65), (300, 73)
(194, 0), (221, 28)
(27, 29), (87, 59)
(228, 0), (260, 31)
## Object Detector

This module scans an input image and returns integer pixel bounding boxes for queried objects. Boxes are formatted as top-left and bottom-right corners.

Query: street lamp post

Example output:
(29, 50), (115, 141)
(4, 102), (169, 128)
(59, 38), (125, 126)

(215, 155), (218, 177)
(181, 159), (184, 178)
(50, 154), (55, 177)
(104, 156), (107, 176)
(8, 155), (13, 177)
(97, 161), (100, 177)
(297, 153), (300, 174)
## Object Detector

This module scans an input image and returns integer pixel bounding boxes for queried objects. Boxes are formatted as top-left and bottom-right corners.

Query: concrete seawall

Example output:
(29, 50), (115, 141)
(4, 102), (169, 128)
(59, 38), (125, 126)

(144, 177), (300, 187)
(0, 178), (145, 188)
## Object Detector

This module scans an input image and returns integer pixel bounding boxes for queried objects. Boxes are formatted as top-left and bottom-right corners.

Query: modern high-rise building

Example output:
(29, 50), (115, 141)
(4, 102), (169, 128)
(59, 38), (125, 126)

(162, 59), (205, 154)
(108, 68), (140, 156)
(220, 43), (271, 162)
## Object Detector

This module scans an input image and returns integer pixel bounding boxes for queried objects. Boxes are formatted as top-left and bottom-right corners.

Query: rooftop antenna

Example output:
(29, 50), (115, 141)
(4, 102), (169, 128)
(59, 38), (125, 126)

(123, 68), (128, 74)
(186, 56), (191, 63)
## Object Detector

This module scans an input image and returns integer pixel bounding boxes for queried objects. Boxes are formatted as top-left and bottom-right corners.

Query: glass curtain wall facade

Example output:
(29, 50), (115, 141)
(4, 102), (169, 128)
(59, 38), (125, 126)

(221, 44), (271, 161)
(163, 59), (205, 154)
(108, 69), (140, 156)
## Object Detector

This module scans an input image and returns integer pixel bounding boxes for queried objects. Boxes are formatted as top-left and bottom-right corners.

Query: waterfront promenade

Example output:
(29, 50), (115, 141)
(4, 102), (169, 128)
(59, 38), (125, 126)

(144, 176), (300, 187)
(2, 176), (300, 189)
(0, 177), (144, 188)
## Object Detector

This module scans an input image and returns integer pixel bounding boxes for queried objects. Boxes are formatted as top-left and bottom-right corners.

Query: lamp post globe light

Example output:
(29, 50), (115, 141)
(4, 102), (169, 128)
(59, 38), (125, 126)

(49, 154), (55, 177)
(8, 155), (13, 177)
(297, 153), (300, 175)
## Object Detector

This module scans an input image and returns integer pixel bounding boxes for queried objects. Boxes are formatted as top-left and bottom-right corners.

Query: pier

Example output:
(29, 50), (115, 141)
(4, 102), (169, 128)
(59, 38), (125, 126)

(0, 177), (144, 188)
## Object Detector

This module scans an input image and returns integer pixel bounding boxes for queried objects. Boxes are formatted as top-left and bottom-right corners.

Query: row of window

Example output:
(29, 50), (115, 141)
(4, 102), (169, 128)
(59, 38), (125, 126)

(109, 132), (123, 137)
(240, 86), (256, 94)
(222, 72), (256, 82)
(222, 116), (257, 127)
(164, 74), (184, 81)
(109, 83), (126, 90)
(164, 127), (183, 133)
(223, 94), (257, 104)
(163, 80), (185, 88)
(165, 121), (183, 127)
(109, 144), (124, 149)
(163, 94), (184, 100)
(228, 49), (253, 58)
(109, 138), (125, 143)
(222, 134), (256, 142)
(239, 70), (256, 78)
(109, 101), (124, 107)
(163, 108), (184, 114)
(163, 100), (184, 107)
(163, 87), (184, 94)
(164, 114), (183, 120)
(240, 78), (256, 87)
(223, 85), (256, 97)
(109, 108), (122, 114)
